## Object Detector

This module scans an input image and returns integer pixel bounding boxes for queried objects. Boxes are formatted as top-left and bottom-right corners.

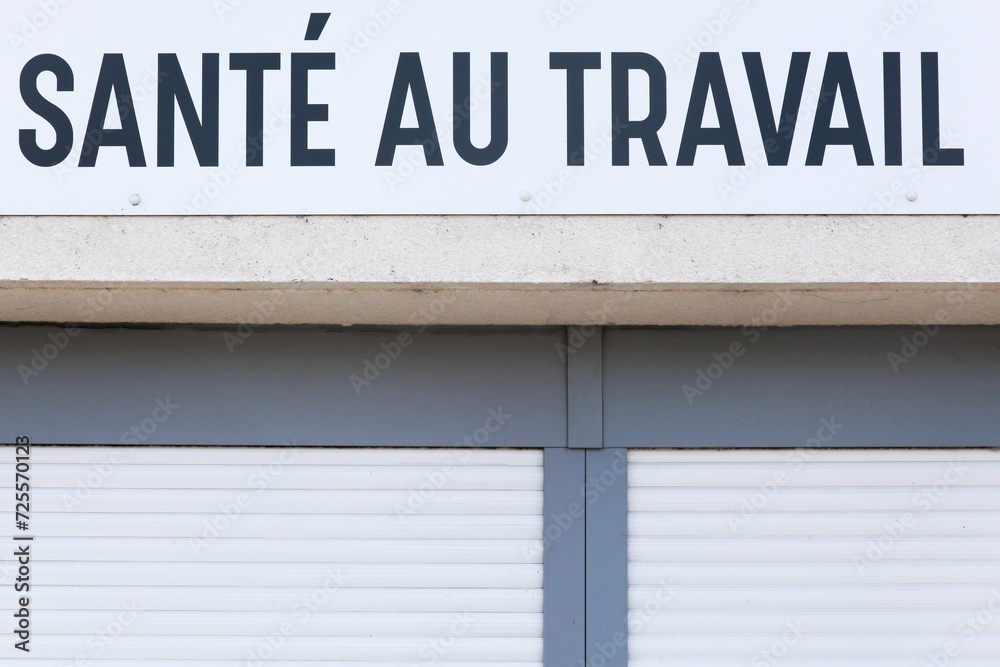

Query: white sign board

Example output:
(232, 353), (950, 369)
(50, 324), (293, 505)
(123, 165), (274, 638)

(1, 0), (991, 214)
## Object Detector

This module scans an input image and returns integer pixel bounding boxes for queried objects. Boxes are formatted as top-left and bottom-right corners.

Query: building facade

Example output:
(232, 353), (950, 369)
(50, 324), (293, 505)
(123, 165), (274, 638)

(2, 1), (1000, 665)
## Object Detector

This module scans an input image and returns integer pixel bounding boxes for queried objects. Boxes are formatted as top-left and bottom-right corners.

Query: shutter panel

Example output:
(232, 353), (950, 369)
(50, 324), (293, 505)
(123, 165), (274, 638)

(1, 447), (543, 666)
(628, 449), (1000, 666)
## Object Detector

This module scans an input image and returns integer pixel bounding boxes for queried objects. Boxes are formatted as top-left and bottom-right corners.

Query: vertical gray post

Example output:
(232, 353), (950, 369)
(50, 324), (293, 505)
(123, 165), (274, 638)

(546, 326), (619, 666)
(567, 326), (603, 449)
(544, 448), (587, 667)
(586, 448), (629, 667)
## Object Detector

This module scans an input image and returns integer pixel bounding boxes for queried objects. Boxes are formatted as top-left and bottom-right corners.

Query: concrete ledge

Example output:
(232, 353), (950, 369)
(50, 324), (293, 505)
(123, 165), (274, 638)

(3, 285), (1000, 326)
(2, 216), (999, 325)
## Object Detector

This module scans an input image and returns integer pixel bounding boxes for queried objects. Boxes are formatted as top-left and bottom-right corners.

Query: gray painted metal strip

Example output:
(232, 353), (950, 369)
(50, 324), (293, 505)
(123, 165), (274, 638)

(0, 326), (567, 447)
(585, 448), (629, 667)
(604, 327), (1000, 448)
(567, 326), (604, 449)
(544, 448), (587, 667)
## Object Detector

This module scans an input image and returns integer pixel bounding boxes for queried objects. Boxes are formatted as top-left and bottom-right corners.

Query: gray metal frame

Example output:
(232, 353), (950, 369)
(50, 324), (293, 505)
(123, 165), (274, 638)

(568, 326), (603, 450)
(585, 449), (629, 667)
(604, 327), (1000, 448)
(0, 327), (567, 447)
(543, 448), (586, 667)
(5, 324), (1000, 666)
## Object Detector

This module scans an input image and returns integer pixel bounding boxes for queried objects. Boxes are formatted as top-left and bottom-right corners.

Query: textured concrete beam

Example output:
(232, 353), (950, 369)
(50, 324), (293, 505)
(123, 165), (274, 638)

(2, 215), (999, 325)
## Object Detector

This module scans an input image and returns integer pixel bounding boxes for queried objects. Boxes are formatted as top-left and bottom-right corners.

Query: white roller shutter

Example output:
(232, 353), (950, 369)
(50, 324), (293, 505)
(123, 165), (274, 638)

(0, 447), (543, 666)
(629, 449), (1000, 666)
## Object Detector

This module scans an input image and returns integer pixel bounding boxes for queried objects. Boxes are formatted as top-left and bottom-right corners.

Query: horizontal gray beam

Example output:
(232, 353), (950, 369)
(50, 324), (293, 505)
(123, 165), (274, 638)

(605, 327), (1000, 448)
(0, 326), (567, 447)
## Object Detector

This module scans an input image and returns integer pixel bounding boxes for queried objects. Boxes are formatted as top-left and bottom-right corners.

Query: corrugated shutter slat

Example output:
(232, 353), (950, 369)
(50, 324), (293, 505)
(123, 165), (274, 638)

(0, 447), (543, 664)
(628, 449), (1000, 665)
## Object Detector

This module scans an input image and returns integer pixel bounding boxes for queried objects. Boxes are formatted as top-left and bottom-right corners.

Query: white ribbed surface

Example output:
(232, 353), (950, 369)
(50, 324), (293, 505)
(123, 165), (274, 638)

(628, 449), (1000, 666)
(0, 447), (543, 665)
